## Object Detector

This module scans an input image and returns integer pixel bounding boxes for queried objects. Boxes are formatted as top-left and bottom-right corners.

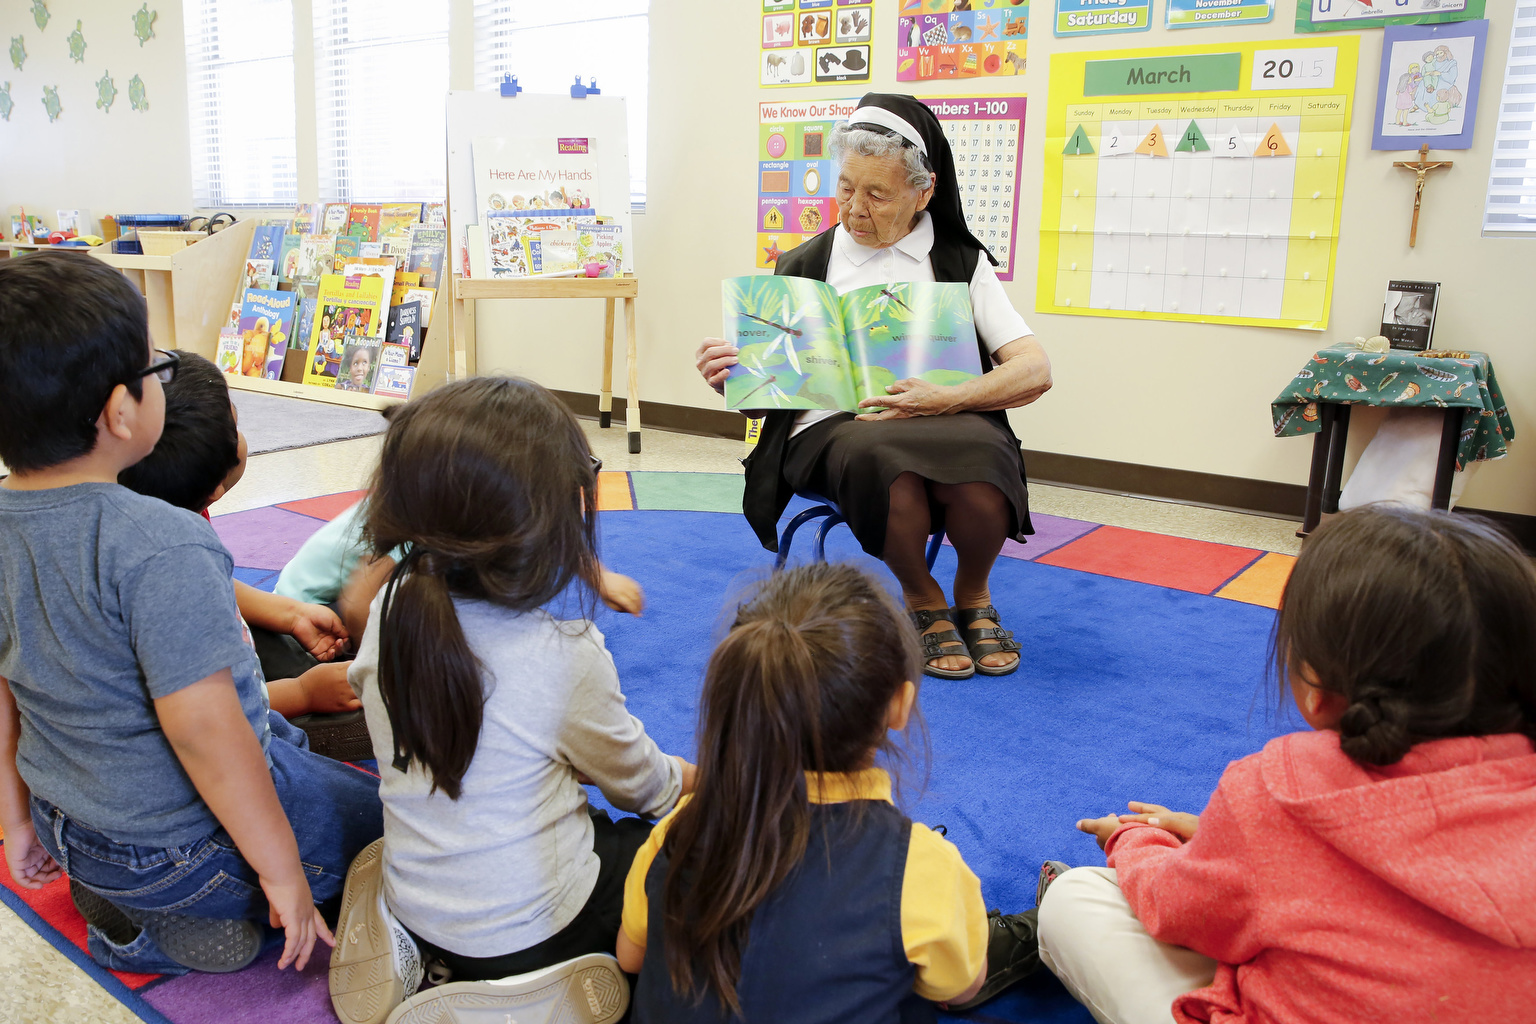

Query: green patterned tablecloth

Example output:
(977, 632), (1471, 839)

(1272, 345), (1514, 470)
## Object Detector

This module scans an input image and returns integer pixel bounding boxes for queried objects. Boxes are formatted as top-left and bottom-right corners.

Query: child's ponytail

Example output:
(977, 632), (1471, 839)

(363, 376), (601, 799)
(661, 563), (921, 1013)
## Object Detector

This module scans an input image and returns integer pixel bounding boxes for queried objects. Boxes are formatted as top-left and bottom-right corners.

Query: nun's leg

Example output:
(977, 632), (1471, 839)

(931, 480), (1018, 672)
(884, 472), (972, 674)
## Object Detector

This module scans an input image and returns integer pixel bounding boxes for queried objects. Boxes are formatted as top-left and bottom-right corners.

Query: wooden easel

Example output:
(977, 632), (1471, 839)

(448, 273), (643, 452)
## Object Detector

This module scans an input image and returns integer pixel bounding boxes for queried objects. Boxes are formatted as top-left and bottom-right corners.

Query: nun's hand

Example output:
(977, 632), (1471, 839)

(696, 338), (739, 396)
(855, 379), (959, 420)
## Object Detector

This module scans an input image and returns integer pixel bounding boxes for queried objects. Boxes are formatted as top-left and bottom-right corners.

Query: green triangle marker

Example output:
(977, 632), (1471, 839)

(1064, 124), (1094, 156)
(1175, 119), (1210, 153)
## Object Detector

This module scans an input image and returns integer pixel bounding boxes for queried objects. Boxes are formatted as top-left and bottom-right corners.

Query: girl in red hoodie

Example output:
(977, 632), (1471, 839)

(1039, 506), (1536, 1024)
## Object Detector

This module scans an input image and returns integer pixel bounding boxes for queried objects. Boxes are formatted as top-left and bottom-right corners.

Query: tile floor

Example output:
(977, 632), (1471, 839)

(3, 420), (1302, 1021)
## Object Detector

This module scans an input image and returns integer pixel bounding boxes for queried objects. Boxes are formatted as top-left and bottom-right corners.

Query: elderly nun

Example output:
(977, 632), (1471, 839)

(696, 93), (1052, 680)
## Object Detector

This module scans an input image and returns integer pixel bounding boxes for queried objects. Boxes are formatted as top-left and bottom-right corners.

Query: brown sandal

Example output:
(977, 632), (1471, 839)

(911, 609), (975, 680)
(952, 605), (1021, 676)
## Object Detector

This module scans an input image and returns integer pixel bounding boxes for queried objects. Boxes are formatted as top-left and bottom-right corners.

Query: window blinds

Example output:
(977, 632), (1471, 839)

(184, 0), (299, 207)
(1484, 2), (1536, 235)
(312, 0), (450, 202)
(472, 0), (650, 206)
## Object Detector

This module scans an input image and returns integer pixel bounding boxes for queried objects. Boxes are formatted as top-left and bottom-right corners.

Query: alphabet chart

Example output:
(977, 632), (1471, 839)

(1037, 38), (1359, 330)
(762, 0), (873, 88)
(895, 1), (1029, 83)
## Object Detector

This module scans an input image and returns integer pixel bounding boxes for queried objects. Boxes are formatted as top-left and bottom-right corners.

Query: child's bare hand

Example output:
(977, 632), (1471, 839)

(3, 821), (62, 889)
(1118, 802), (1200, 842)
(296, 662), (360, 714)
(599, 570), (645, 616)
(1075, 814), (1123, 851)
(289, 603), (349, 661)
(261, 871), (333, 970)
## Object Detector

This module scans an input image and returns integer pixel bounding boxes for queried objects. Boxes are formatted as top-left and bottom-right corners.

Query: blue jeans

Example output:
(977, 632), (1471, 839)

(31, 714), (382, 974)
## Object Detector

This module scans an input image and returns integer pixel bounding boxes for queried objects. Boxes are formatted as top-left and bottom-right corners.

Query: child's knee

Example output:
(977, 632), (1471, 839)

(1038, 866), (1127, 957)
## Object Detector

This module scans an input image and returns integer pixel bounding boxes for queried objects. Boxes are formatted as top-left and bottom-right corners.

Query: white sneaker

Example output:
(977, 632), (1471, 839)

(384, 953), (629, 1024)
(330, 839), (424, 1024)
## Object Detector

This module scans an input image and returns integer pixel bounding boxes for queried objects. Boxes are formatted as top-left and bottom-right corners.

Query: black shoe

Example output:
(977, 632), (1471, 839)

(291, 708), (374, 762)
(946, 908), (1041, 1011)
(70, 878), (140, 947)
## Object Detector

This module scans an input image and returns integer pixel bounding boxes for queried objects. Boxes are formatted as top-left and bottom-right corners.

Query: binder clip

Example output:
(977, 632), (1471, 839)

(570, 77), (600, 98)
(499, 73), (521, 98)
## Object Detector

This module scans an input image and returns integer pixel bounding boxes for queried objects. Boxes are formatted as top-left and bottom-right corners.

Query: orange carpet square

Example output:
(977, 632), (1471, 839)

(1037, 525), (1263, 595)
(1216, 551), (1296, 608)
(276, 489), (368, 522)
(597, 471), (633, 511)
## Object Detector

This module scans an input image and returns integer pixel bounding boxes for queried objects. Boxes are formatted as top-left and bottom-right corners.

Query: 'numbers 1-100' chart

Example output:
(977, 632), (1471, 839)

(1038, 38), (1358, 331)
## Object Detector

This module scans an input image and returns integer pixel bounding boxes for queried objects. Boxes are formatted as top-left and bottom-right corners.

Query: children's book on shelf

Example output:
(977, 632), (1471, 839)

(322, 203), (350, 236)
(1380, 281), (1440, 352)
(576, 223), (624, 278)
(424, 202), (447, 228)
(296, 236), (336, 282)
(278, 234), (303, 284)
(527, 229), (581, 275)
(245, 259), (275, 290)
(215, 327), (241, 374)
(372, 363), (416, 398)
(249, 226), (284, 263)
(341, 259), (396, 337)
(347, 204), (382, 242)
(335, 338), (383, 393)
(407, 226), (448, 290)
(380, 342), (411, 368)
(379, 203), (422, 241)
(237, 288), (298, 381)
(332, 235), (362, 269)
(303, 273), (387, 388)
(293, 203), (322, 236)
(359, 241), (386, 259)
(399, 286), (436, 333)
(386, 301), (423, 362)
(721, 276), (981, 412)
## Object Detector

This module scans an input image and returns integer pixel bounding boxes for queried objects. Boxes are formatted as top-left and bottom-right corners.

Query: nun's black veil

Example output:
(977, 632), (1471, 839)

(849, 92), (999, 267)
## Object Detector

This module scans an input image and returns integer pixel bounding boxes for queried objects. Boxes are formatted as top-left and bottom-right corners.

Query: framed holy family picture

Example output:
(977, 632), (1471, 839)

(1373, 20), (1489, 151)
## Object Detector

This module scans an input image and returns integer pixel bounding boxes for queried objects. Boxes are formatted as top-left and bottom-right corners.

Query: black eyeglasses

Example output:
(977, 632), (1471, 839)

(590, 455), (604, 474)
(134, 349), (180, 385)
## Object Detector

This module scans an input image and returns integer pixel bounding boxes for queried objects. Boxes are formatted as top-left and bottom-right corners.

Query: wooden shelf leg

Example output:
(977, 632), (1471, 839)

(600, 298), (616, 428)
(624, 296), (640, 453)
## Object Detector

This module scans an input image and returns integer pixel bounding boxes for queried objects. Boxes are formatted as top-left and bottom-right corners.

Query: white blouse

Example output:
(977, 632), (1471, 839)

(793, 212), (1032, 436)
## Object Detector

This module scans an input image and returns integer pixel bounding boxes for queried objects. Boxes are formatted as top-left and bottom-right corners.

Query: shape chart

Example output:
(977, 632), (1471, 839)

(1038, 39), (1358, 330)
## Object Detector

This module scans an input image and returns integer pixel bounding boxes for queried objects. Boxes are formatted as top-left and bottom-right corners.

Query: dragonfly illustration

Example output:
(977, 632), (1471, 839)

(868, 287), (914, 317)
(743, 298), (806, 375)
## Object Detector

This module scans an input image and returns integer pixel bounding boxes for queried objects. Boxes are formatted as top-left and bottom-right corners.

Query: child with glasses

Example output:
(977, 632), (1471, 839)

(0, 251), (381, 977)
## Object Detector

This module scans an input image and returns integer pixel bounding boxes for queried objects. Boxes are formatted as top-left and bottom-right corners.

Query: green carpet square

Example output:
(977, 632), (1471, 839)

(629, 472), (744, 513)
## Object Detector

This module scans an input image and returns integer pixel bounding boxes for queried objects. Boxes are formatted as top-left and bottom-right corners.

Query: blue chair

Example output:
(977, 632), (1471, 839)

(775, 494), (945, 571)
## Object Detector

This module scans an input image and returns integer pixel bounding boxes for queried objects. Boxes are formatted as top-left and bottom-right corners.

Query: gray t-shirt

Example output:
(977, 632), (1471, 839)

(351, 591), (682, 957)
(0, 483), (269, 848)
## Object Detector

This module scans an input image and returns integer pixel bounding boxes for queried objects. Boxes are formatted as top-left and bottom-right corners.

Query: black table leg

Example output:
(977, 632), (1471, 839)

(1299, 403), (1336, 537)
(1321, 403), (1351, 515)
(1430, 408), (1462, 510)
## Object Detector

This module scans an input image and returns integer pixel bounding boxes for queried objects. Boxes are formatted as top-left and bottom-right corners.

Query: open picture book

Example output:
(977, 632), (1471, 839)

(722, 276), (981, 412)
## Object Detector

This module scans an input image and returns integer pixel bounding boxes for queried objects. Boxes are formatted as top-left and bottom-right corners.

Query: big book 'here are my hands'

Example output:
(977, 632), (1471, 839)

(722, 276), (981, 413)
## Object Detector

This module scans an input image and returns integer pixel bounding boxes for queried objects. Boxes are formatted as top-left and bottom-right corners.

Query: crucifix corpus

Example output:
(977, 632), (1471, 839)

(1392, 144), (1453, 248)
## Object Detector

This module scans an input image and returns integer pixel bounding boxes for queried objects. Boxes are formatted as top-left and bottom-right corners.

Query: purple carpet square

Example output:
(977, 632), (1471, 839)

(143, 944), (333, 1024)
(945, 513), (1099, 562)
(211, 507), (328, 572)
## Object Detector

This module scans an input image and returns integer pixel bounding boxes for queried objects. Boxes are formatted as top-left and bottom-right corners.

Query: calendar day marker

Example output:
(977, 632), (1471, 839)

(1256, 123), (1291, 158)
(1135, 124), (1169, 157)
(1174, 120), (1210, 154)
(1064, 124), (1095, 156)
(1215, 127), (1251, 158)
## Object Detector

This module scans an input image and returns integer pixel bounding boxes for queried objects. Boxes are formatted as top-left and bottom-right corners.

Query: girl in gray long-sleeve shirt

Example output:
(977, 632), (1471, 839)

(329, 377), (691, 1024)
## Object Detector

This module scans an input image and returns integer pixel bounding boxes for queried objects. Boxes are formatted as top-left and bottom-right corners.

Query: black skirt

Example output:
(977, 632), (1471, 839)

(781, 412), (1033, 557)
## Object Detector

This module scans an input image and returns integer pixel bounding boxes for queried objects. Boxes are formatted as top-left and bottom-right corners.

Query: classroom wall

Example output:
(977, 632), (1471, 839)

(3, 2), (1530, 518)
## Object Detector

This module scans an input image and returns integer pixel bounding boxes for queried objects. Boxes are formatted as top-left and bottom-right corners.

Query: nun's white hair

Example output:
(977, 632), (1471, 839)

(829, 123), (934, 192)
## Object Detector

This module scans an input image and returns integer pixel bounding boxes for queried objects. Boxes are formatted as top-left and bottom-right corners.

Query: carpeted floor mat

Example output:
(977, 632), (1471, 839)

(232, 391), (387, 456)
(2, 473), (1301, 1024)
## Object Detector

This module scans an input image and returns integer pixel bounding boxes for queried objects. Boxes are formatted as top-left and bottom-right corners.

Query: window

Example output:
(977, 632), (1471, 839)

(473, 0), (649, 207)
(313, 0), (450, 202)
(183, 0), (299, 207)
(1484, 2), (1536, 235)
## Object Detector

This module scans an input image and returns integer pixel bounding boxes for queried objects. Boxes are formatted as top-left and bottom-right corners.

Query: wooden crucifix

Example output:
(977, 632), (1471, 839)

(1393, 144), (1453, 248)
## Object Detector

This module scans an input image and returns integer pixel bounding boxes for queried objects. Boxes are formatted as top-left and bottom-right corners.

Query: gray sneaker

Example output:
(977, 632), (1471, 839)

(384, 953), (629, 1024)
(71, 877), (261, 973)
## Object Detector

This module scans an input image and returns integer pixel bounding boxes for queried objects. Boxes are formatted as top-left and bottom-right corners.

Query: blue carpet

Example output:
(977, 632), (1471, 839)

(587, 509), (1296, 1023)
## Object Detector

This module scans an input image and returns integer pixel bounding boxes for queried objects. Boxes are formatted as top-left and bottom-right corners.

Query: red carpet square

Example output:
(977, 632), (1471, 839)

(276, 490), (368, 522)
(0, 871), (158, 990)
(1037, 525), (1263, 595)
